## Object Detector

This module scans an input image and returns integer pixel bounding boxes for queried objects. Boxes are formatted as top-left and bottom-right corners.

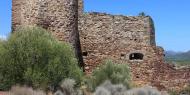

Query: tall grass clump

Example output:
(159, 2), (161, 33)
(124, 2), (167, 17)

(0, 27), (83, 91)
(86, 60), (131, 91)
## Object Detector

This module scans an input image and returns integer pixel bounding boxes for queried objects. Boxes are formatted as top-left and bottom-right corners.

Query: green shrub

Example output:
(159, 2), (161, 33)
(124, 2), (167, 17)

(0, 40), (5, 62)
(168, 90), (178, 95)
(0, 39), (8, 90)
(138, 12), (146, 16)
(0, 27), (83, 91)
(86, 60), (131, 91)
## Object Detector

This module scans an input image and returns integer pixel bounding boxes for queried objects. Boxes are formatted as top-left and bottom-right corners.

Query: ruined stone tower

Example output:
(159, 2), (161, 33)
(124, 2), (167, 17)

(12, 0), (85, 68)
(12, 0), (190, 91)
(78, 12), (165, 85)
(79, 13), (162, 69)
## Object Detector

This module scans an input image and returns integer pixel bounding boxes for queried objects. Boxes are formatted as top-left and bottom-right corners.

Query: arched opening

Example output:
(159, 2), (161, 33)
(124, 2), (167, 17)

(129, 53), (144, 60)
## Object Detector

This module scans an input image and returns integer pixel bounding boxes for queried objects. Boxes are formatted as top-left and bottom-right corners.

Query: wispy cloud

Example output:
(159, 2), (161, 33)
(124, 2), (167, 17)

(0, 35), (7, 40)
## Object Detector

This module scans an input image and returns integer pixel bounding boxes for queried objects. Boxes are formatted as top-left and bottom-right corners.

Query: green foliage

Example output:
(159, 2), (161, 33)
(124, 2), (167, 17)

(169, 92), (177, 95)
(165, 58), (190, 66)
(86, 60), (131, 91)
(0, 40), (9, 90)
(138, 12), (146, 16)
(165, 51), (190, 66)
(0, 27), (83, 91)
(0, 40), (5, 62)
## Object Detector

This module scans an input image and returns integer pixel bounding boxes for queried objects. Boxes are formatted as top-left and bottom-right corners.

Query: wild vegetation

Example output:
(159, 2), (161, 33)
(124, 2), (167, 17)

(85, 60), (131, 91)
(165, 51), (190, 66)
(0, 27), (83, 91)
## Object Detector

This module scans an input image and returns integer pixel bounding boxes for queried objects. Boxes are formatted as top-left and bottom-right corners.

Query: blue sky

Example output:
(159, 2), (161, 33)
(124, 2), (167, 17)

(0, 0), (190, 52)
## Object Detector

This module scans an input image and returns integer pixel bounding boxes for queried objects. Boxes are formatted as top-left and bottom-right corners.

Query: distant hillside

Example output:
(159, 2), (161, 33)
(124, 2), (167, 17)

(165, 51), (190, 66)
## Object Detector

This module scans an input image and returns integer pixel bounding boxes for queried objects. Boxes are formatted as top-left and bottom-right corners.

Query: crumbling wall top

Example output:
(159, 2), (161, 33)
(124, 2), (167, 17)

(80, 12), (156, 46)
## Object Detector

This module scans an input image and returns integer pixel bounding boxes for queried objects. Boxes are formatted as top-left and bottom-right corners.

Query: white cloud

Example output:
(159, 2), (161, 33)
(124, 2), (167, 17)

(0, 35), (7, 40)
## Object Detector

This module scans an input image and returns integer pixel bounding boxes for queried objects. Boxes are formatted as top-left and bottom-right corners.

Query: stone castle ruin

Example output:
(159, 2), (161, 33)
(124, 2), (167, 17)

(12, 0), (190, 91)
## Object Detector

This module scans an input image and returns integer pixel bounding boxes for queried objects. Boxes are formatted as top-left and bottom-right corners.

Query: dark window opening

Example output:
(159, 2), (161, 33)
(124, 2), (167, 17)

(129, 53), (144, 60)
(121, 53), (125, 57)
(82, 52), (88, 56)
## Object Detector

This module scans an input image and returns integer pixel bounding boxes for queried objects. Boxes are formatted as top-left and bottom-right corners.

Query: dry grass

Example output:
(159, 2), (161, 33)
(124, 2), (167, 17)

(93, 80), (168, 95)
(6, 86), (45, 95)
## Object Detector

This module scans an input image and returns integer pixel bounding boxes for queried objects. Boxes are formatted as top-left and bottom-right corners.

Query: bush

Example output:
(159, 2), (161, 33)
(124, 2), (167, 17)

(86, 60), (131, 91)
(138, 12), (146, 16)
(0, 39), (8, 90)
(54, 79), (83, 95)
(94, 81), (164, 95)
(168, 90), (178, 95)
(0, 40), (5, 63)
(0, 27), (83, 91)
(94, 80), (126, 95)
(126, 86), (162, 95)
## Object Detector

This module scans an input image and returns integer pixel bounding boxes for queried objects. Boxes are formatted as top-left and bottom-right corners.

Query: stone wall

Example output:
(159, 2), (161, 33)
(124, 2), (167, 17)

(12, 0), (76, 42)
(79, 12), (158, 71)
(78, 0), (83, 16)
(12, 0), (83, 33)
(151, 62), (190, 91)
(80, 12), (156, 46)
(12, 0), (22, 31)
(79, 12), (190, 91)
